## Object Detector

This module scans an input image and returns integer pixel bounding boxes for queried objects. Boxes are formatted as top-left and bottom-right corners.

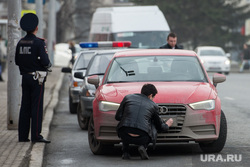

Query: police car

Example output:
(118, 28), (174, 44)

(62, 41), (131, 114)
(61, 50), (96, 113)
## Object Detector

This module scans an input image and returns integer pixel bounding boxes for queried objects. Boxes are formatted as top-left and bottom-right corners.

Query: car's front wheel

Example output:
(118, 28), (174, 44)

(77, 103), (89, 130)
(199, 110), (227, 153)
(88, 115), (107, 155)
(69, 91), (77, 114)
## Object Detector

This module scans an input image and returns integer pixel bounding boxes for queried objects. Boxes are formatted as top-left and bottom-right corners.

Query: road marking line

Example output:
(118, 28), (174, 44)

(224, 97), (234, 100)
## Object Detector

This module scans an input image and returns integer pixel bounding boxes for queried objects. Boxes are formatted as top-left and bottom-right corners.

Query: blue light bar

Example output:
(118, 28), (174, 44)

(79, 41), (131, 48)
(79, 42), (98, 48)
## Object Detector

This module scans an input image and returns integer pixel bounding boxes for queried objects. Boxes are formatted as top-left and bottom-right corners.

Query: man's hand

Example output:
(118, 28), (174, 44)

(47, 67), (52, 72)
(165, 118), (173, 127)
(46, 63), (52, 72)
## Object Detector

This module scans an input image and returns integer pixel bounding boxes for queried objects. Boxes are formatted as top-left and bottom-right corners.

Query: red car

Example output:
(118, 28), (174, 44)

(87, 49), (227, 155)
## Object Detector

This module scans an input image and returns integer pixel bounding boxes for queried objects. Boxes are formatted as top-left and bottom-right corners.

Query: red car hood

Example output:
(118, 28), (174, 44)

(101, 82), (214, 104)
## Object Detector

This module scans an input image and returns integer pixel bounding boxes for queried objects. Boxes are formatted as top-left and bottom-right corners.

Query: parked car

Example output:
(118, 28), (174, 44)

(87, 49), (227, 155)
(194, 46), (230, 75)
(75, 48), (130, 129)
(61, 50), (96, 113)
(62, 41), (131, 114)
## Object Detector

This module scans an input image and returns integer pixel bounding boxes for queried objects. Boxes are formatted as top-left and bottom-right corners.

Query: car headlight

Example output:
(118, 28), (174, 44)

(85, 89), (96, 97)
(99, 101), (120, 112)
(73, 81), (82, 87)
(224, 59), (230, 65)
(189, 100), (215, 110)
(201, 59), (205, 64)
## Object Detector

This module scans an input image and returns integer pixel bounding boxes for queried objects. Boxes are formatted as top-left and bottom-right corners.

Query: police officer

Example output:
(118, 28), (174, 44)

(15, 13), (51, 143)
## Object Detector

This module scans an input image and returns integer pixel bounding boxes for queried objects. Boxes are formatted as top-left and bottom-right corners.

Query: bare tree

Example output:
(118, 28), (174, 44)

(56, 0), (111, 43)
(56, 0), (76, 43)
(73, 0), (92, 42)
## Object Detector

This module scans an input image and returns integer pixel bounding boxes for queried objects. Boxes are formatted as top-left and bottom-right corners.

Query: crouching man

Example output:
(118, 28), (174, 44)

(115, 83), (173, 160)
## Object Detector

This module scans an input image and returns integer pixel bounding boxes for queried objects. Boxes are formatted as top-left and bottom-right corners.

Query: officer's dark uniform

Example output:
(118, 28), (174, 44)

(15, 13), (51, 143)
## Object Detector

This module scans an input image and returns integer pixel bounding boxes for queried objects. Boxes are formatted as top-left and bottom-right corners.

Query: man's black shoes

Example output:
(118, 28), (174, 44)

(122, 152), (131, 160)
(138, 145), (149, 160)
(32, 138), (51, 143)
(121, 147), (149, 160)
(19, 139), (30, 142)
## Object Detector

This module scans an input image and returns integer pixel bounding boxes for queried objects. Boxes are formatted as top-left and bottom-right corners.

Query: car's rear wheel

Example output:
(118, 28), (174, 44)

(199, 110), (227, 153)
(77, 103), (89, 130)
(69, 91), (77, 114)
(224, 72), (229, 75)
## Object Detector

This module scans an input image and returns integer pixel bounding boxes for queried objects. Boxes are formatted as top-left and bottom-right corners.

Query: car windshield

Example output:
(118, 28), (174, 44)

(200, 50), (225, 56)
(74, 52), (95, 70)
(106, 55), (207, 83)
(87, 53), (114, 76)
(112, 31), (169, 48)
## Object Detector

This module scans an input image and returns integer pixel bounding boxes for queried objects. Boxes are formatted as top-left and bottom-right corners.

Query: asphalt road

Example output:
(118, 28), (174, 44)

(42, 73), (250, 167)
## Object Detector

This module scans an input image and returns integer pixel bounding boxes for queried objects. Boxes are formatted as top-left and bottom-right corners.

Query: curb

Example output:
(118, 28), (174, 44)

(29, 72), (64, 167)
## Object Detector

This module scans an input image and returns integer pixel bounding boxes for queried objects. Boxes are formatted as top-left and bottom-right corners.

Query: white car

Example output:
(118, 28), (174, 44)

(195, 46), (230, 75)
(61, 50), (96, 113)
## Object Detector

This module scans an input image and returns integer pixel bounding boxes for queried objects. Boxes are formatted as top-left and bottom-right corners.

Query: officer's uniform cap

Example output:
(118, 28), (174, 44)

(20, 13), (39, 32)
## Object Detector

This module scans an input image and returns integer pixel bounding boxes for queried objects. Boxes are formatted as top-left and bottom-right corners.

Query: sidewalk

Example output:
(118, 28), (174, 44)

(0, 66), (64, 167)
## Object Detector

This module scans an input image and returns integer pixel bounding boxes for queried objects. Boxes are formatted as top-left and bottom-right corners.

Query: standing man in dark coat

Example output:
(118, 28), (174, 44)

(239, 43), (250, 72)
(15, 13), (52, 143)
(0, 35), (5, 81)
(115, 84), (173, 160)
(68, 40), (76, 65)
(159, 32), (183, 49)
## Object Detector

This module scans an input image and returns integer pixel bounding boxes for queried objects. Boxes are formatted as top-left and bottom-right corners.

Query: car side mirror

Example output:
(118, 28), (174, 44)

(61, 67), (72, 73)
(74, 72), (85, 79)
(88, 75), (99, 88)
(225, 53), (231, 58)
(213, 73), (226, 87)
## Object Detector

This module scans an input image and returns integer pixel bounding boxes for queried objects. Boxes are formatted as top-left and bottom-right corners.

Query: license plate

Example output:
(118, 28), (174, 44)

(162, 116), (177, 127)
(209, 67), (221, 70)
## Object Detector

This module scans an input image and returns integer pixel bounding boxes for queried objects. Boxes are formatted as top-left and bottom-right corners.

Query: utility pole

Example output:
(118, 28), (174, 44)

(48, 0), (56, 65)
(36, 0), (43, 38)
(7, 0), (22, 130)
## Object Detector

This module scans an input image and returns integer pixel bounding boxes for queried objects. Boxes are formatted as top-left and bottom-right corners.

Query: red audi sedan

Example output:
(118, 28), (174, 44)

(87, 49), (227, 155)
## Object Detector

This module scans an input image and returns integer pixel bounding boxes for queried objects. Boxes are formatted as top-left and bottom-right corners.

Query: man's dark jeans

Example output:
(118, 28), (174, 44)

(118, 127), (151, 153)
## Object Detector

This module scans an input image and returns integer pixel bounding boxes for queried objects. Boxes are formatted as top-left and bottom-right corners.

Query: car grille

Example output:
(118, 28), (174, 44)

(158, 104), (186, 133)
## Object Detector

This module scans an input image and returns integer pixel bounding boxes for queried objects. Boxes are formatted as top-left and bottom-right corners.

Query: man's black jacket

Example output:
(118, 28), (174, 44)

(159, 43), (183, 49)
(243, 48), (250, 60)
(115, 94), (169, 145)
